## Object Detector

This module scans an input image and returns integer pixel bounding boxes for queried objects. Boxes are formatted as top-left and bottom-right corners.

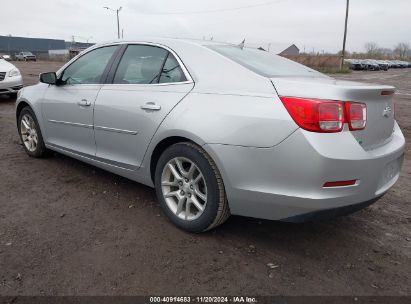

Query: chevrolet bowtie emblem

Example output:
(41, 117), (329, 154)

(382, 106), (392, 118)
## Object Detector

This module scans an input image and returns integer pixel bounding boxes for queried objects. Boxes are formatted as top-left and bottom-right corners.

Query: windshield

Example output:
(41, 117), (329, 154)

(22, 52), (33, 55)
(207, 45), (326, 78)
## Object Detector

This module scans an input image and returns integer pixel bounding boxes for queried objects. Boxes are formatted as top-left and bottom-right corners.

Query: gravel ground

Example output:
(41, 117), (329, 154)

(0, 62), (410, 296)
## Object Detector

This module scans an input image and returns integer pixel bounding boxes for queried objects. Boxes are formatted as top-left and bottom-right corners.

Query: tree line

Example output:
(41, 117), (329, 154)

(351, 42), (410, 59)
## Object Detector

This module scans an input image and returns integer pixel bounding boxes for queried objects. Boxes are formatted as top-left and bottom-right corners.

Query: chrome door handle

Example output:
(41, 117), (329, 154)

(78, 99), (91, 107)
(141, 102), (161, 111)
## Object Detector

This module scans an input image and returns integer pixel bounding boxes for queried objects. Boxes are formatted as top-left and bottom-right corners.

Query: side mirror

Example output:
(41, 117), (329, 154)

(39, 72), (57, 85)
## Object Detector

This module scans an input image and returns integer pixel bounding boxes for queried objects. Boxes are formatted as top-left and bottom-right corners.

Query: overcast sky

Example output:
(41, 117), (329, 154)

(1, 0), (410, 53)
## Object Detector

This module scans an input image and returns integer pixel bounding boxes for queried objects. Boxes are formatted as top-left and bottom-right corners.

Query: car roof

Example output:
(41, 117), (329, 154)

(60, 37), (276, 95)
(94, 37), (231, 48)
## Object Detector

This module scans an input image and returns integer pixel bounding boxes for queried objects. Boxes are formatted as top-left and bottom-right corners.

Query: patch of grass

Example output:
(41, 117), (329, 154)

(315, 65), (352, 74)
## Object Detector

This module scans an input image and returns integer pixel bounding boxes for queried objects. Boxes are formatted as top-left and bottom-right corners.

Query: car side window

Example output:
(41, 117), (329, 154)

(159, 54), (187, 83)
(61, 46), (118, 85)
(113, 45), (168, 84)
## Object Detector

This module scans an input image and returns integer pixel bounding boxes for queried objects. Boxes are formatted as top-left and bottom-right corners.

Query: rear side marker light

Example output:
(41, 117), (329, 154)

(323, 180), (357, 187)
(381, 90), (394, 96)
(280, 97), (367, 133)
(345, 102), (367, 131)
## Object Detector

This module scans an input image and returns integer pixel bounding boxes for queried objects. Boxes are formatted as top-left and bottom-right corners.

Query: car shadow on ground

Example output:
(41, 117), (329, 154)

(48, 148), (365, 246)
(0, 94), (16, 103)
(4, 90), (369, 250)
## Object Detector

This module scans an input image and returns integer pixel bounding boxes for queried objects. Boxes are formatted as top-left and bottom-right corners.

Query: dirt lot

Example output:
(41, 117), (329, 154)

(0, 62), (410, 296)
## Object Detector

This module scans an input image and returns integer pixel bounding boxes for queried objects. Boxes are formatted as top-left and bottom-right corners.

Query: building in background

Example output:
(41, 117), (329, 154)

(0, 35), (94, 59)
(0, 35), (65, 55)
(252, 42), (300, 56)
(278, 44), (300, 56)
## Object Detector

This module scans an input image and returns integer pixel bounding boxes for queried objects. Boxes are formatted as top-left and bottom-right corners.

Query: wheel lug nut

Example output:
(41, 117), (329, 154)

(188, 193), (191, 197)
(190, 185), (194, 189)
(185, 178), (189, 182)
(178, 181), (183, 186)
(180, 190), (185, 195)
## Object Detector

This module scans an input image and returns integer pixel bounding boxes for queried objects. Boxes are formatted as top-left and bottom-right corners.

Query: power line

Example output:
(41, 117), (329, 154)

(140, 0), (284, 15)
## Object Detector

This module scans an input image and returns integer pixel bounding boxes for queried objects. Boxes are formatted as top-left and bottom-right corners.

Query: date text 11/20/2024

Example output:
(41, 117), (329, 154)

(149, 296), (257, 303)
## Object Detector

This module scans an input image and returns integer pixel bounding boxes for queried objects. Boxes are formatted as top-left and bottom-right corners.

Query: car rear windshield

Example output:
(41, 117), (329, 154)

(207, 45), (327, 78)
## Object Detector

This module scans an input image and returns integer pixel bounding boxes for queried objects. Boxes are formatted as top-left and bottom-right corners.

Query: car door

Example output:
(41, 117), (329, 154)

(94, 44), (194, 169)
(41, 45), (119, 156)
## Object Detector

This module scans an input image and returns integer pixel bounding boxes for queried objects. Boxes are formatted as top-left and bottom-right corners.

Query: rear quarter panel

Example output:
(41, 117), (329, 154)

(151, 91), (298, 148)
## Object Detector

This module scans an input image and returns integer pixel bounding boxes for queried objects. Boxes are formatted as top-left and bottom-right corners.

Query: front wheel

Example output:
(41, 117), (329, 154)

(18, 107), (47, 157)
(155, 142), (230, 232)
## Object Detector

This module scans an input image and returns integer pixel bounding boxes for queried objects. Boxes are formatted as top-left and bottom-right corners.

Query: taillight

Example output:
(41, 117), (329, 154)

(345, 102), (367, 130)
(280, 97), (344, 133)
(280, 97), (367, 133)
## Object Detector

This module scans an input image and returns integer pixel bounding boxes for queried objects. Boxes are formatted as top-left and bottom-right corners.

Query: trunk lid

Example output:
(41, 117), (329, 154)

(271, 76), (395, 150)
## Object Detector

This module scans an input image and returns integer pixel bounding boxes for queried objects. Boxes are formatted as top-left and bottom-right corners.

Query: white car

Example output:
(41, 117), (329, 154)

(0, 54), (12, 61)
(0, 58), (23, 96)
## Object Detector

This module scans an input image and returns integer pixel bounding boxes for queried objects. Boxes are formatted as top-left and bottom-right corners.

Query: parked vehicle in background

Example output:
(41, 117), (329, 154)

(391, 60), (409, 68)
(399, 61), (410, 68)
(363, 59), (380, 71)
(381, 60), (393, 69)
(346, 59), (410, 71)
(345, 59), (365, 71)
(0, 57), (23, 96)
(389, 61), (400, 68)
(374, 60), (389, 71)
(15, 39), (405, 232)
(0, 54), (12, 61)
(15, 52), (37, 62)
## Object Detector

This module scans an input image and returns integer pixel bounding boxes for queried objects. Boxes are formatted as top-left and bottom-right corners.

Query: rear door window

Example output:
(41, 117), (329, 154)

(159, 54), (187, 83)
(113, 45), (168, 84)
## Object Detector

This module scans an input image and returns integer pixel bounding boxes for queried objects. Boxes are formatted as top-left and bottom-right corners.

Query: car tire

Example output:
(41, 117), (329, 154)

(17, 106), (48, 158)
(155, 142), (230, 233)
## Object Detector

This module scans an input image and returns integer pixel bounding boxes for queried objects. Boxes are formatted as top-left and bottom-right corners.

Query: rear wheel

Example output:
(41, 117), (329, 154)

(18, 107), (47, 157)
(155, 142), (230, 232)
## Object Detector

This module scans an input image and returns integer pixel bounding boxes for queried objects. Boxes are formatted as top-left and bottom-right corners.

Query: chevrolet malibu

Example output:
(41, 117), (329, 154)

(16, 39), (405, 232)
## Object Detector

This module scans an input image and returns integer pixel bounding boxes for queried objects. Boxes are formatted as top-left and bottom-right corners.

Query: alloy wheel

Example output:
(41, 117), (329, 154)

(20, 114), (38, 152)
(161, 157), (208, 221)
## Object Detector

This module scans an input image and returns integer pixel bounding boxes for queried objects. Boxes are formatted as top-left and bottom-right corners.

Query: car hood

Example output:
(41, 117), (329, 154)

(0, 59), (17, 72)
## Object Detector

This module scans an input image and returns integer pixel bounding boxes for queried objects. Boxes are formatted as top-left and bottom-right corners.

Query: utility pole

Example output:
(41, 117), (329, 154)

(116, 8), (121, 39)
(104, 6), (122, 39)
(341, 0), (350, 70)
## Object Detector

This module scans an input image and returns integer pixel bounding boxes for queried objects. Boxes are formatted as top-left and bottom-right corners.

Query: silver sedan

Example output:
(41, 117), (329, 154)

(16, 39), (405, 232)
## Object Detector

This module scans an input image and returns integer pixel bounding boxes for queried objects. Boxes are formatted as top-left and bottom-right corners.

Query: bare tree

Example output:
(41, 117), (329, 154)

(364, 42), (379, 57)
(394, 42), (410, 59)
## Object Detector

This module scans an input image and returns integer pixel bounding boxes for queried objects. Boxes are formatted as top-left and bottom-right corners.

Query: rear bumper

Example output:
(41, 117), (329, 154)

(0, 76), (23, 94)
(283, 195), (383, 222)
(204, 122), (405, 221)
